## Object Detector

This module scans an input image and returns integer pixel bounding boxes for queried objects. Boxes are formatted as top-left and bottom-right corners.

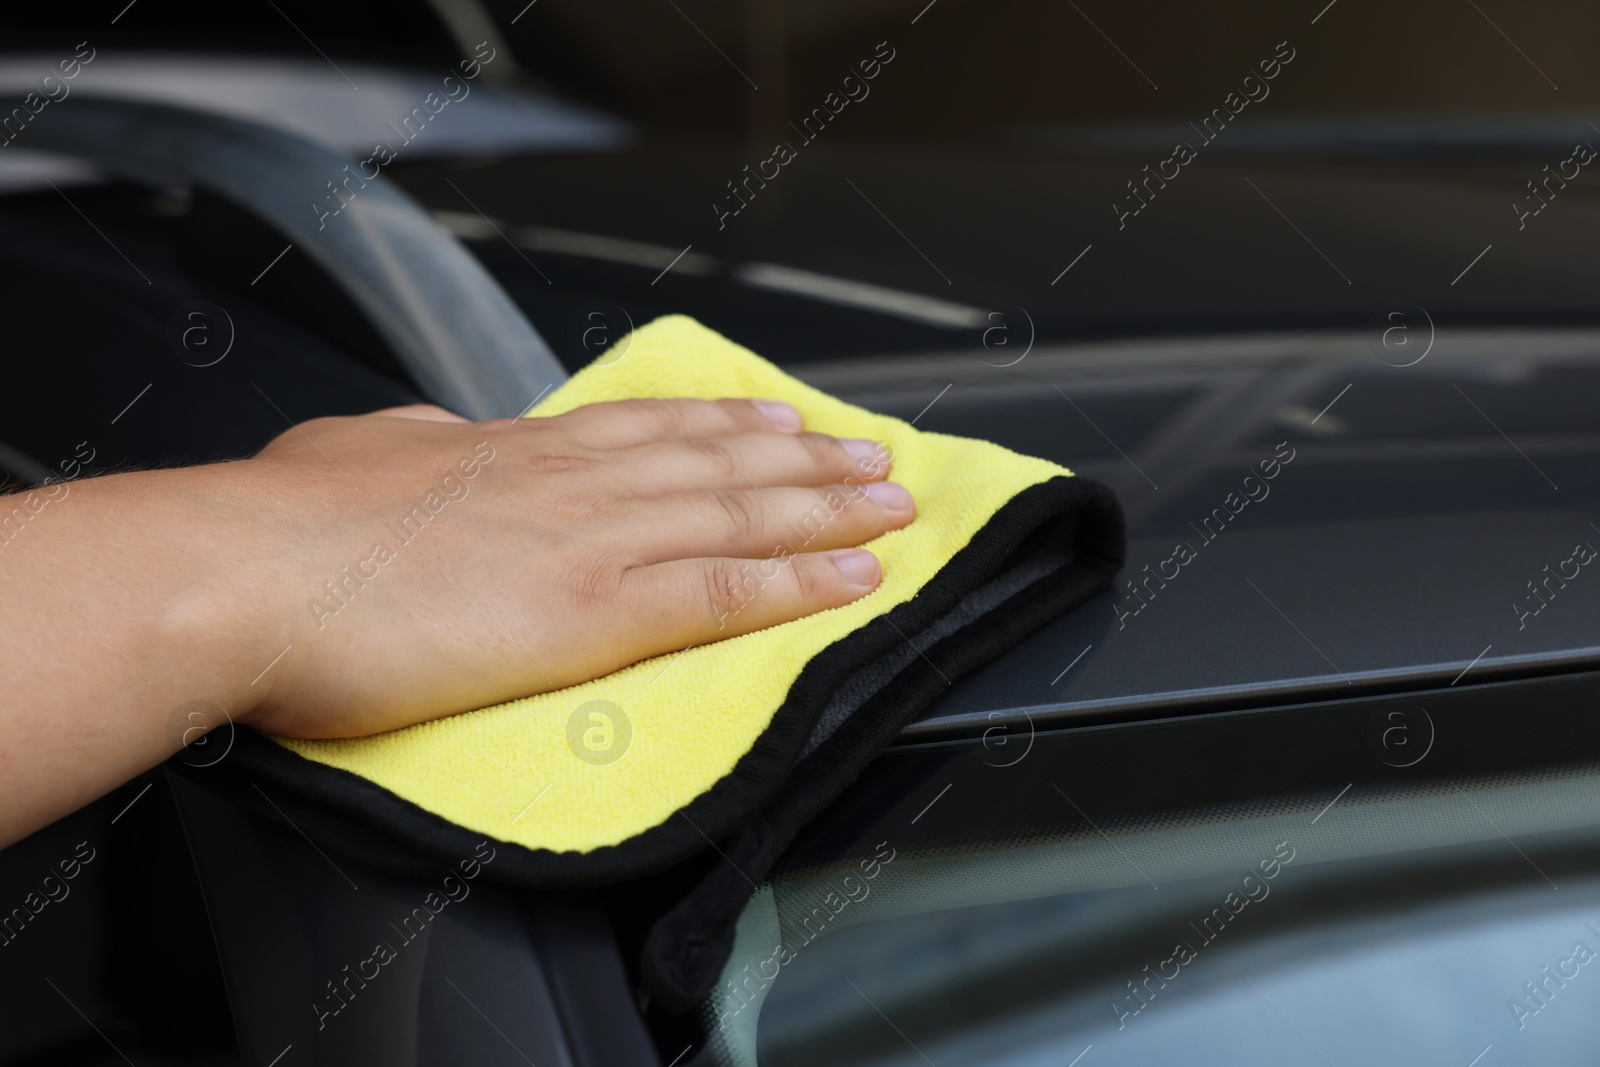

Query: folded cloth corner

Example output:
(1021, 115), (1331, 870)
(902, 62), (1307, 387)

(198, 314), (1124, 1011)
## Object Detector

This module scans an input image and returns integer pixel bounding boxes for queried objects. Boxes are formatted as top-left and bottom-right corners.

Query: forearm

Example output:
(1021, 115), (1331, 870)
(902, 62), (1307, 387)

(0, 462), (283, 846)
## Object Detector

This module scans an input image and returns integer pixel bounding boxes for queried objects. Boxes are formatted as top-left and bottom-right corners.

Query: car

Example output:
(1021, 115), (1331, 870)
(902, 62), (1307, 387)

(4, 1), (1600, 1064)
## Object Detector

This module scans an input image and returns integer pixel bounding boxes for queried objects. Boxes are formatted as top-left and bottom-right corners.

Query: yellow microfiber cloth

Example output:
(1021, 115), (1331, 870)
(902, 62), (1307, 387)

(213, 315), (1123, 1009)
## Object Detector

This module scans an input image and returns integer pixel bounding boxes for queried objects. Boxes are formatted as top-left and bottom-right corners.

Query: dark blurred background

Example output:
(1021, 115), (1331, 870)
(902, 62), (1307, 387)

(15, 0), (1597, 136)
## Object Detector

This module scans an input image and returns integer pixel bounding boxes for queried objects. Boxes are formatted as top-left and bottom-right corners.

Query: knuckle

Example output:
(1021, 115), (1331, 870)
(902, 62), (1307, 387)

(702, 557), (757, 622)
(788, 490), (837, 547)
(644, 398), (685, 433)
(592, 398), (676, 437)
(791, 553), (836, 604)
(719, 398), (760, 428)
(568, 549), (626, 612)
(687, 434), (740, 474)
(798, 432), (840, 468)
(711, 488), (762, 539)
(549, 407), (611, 445)
(824, 483), (861, 514)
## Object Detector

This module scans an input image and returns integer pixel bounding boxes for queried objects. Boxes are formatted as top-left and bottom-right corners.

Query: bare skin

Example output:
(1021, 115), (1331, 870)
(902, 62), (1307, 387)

(0, 397), (913, 847)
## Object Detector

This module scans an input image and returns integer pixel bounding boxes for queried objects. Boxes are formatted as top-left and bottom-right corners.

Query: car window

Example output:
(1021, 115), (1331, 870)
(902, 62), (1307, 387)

(750, 859), (1600, 1066)
(699, 669), (1600, 1065)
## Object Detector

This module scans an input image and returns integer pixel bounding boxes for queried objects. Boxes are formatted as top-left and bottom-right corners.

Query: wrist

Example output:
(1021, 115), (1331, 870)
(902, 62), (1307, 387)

(146, 458), (303, 727)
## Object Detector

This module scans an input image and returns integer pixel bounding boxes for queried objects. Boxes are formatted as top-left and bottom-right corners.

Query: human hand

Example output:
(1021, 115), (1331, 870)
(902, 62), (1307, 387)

(236, 398), (913, 739)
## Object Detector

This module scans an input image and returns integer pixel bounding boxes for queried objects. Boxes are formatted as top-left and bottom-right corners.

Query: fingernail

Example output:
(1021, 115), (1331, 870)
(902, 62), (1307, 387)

(831, 548), (880, 588)
(753, 400), (802, 432)
(841, 438), (887, 466)
(864, 481), (913, 511)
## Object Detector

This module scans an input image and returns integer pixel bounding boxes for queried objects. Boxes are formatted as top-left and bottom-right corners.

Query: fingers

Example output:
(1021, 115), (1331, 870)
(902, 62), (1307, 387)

(619, 482), (915, 563)
(367, 404), (470, 423)
(609, 432), (890, 493)
(623, 548), (882, 649)
(553, 397), (802, 449)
